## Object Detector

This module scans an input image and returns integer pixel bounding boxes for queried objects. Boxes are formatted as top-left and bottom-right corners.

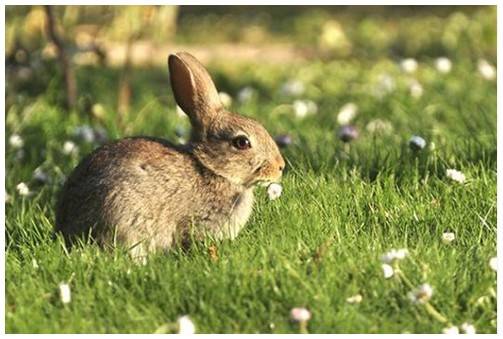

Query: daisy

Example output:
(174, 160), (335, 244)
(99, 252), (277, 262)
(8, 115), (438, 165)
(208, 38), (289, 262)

(16, 182), (30, 196)
(446, 169), (466, 184)
(290, 307), (311, 322)
(442, 326), (459, 334)
(281, 79), (305, 97)
(293, 100), (317, 118)
(366, 119), (393, 134)
(346, 294), (363, 304)
(337, 103), (358, 125)
(442, 232), (456, 244)
(409, 80), (423, 98)
(382, 264), (394, 279)
(401, 58), (418, 73)
(489, 257), (497, 271)
(380, 248), (408, 264)
(478, 59), (496, 80)
(267, 183), (283, 201)
(177, 315), (195, 334)
(373, 73), (396, 98)
(63, 141), (78, 155)
(408, 283), (433, 304)
(435, 57), (452, 74)
(9, 134), (24, 149)
(59, 282), (71, 304)
(460, 322), (476, 334)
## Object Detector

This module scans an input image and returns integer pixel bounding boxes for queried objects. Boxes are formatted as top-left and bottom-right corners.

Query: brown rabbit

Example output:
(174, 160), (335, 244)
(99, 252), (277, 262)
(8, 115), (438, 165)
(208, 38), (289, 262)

(55, 52), (285, 257)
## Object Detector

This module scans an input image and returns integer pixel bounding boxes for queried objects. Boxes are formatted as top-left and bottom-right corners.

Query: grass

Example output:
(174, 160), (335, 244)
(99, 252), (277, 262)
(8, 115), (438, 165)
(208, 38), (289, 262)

(5, 7), (497, 334)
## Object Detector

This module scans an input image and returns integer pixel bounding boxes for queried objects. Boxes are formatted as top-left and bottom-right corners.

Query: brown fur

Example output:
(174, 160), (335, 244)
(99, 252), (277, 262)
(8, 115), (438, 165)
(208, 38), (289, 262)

(55, 52), (284, 255)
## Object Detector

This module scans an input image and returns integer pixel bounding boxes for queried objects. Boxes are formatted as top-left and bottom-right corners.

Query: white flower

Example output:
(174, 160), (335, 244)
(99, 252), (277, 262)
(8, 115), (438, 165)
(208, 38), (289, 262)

(409, 80), (423, 98)
(460, 322), (476, 334)
(63, 141), (78, 155)
(59, 282), (71, 304)
(292, 99), (318, 119)
(408, 283), (433, 304)
(32, 258), (39, 269)
(442, 326), (459, 334)
(177, 315), (196, 334)
(218, 92), (232, 108)
(382, 264), (394, 279)
(267, 183), (283, 201)
(74, 125), (95, 143)
(237, 86), (256, 103)
(176, 105), (186, 118)
(478, 59), (496, 80)
(435, 57), (452, 74)
(489, 257), (497, 271)
(9, 134), (24, 149)
(400, 58), (418, 73)
(290, 307), (311, 322)
(373, 73), (396, 98)
(380, 248), (408, 264)
(346, 294), (363, 304)
(446, 169), (466, 183)
(281, 79), (305, 96)
(366, 119), (393, 134)
(442, 232), (456, 244)
(33, 167), (49, 183)
(337, 103), (358, 125)
(16, 182), (30, 196)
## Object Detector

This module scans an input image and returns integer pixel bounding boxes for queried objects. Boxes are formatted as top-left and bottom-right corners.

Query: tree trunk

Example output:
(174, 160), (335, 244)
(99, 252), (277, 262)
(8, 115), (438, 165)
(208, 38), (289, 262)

(44, 5), (77, 110)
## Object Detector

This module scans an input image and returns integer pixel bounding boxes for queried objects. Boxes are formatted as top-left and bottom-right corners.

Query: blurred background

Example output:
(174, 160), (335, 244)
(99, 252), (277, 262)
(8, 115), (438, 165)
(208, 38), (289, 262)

(6, 5), (496, 111)
(5, 5), (497, 183)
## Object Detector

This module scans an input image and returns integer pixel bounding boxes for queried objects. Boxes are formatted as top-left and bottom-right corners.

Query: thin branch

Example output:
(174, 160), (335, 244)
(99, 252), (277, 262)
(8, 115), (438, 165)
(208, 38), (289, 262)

(44, 5), (77, 110)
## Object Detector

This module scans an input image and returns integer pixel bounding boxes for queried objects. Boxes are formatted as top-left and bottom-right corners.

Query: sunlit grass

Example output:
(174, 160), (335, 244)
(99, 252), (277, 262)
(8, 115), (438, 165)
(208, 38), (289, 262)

(5, 40), (496, 334)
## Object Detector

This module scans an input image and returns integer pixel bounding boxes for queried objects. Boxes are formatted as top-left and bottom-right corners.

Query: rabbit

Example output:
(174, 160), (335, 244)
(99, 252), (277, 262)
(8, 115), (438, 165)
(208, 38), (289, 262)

(55, 52), (285, 257)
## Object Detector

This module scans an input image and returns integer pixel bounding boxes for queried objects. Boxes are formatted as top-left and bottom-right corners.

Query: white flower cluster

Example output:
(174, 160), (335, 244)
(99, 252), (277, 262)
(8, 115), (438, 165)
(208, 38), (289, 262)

(380, 248), (408, 264)
(267, 183), (283, 201)
(293, 99), (318, 119)
(408, 283), (433, 304)
(290, 307), (311, 322)
(446, 169), (466, 183)
(337, 102), (358, 125)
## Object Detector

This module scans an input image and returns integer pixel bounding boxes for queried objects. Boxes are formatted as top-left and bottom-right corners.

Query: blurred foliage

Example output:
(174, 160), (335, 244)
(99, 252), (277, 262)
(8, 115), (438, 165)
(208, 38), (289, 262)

(175, 6), (496, 60)
(6, 6), (496, 60)
(5, 5), (496, 113)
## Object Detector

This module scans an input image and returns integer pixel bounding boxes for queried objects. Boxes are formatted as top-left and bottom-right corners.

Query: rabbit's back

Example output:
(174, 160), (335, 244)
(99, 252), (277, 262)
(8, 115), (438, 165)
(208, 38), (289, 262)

(56, 137), (203, 248)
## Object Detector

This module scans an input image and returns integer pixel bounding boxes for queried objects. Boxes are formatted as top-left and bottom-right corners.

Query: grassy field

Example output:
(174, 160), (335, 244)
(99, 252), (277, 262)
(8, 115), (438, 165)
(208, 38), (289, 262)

(5, 6), (497, 333)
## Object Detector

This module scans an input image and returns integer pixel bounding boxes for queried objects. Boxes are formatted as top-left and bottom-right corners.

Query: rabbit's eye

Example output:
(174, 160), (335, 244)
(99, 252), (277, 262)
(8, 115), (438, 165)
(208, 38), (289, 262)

(232, 135), (251, 150)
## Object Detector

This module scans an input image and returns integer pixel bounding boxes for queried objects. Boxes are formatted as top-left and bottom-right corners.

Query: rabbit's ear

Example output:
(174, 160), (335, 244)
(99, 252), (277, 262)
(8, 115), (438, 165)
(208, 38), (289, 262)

(168, 52), (223, 133)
